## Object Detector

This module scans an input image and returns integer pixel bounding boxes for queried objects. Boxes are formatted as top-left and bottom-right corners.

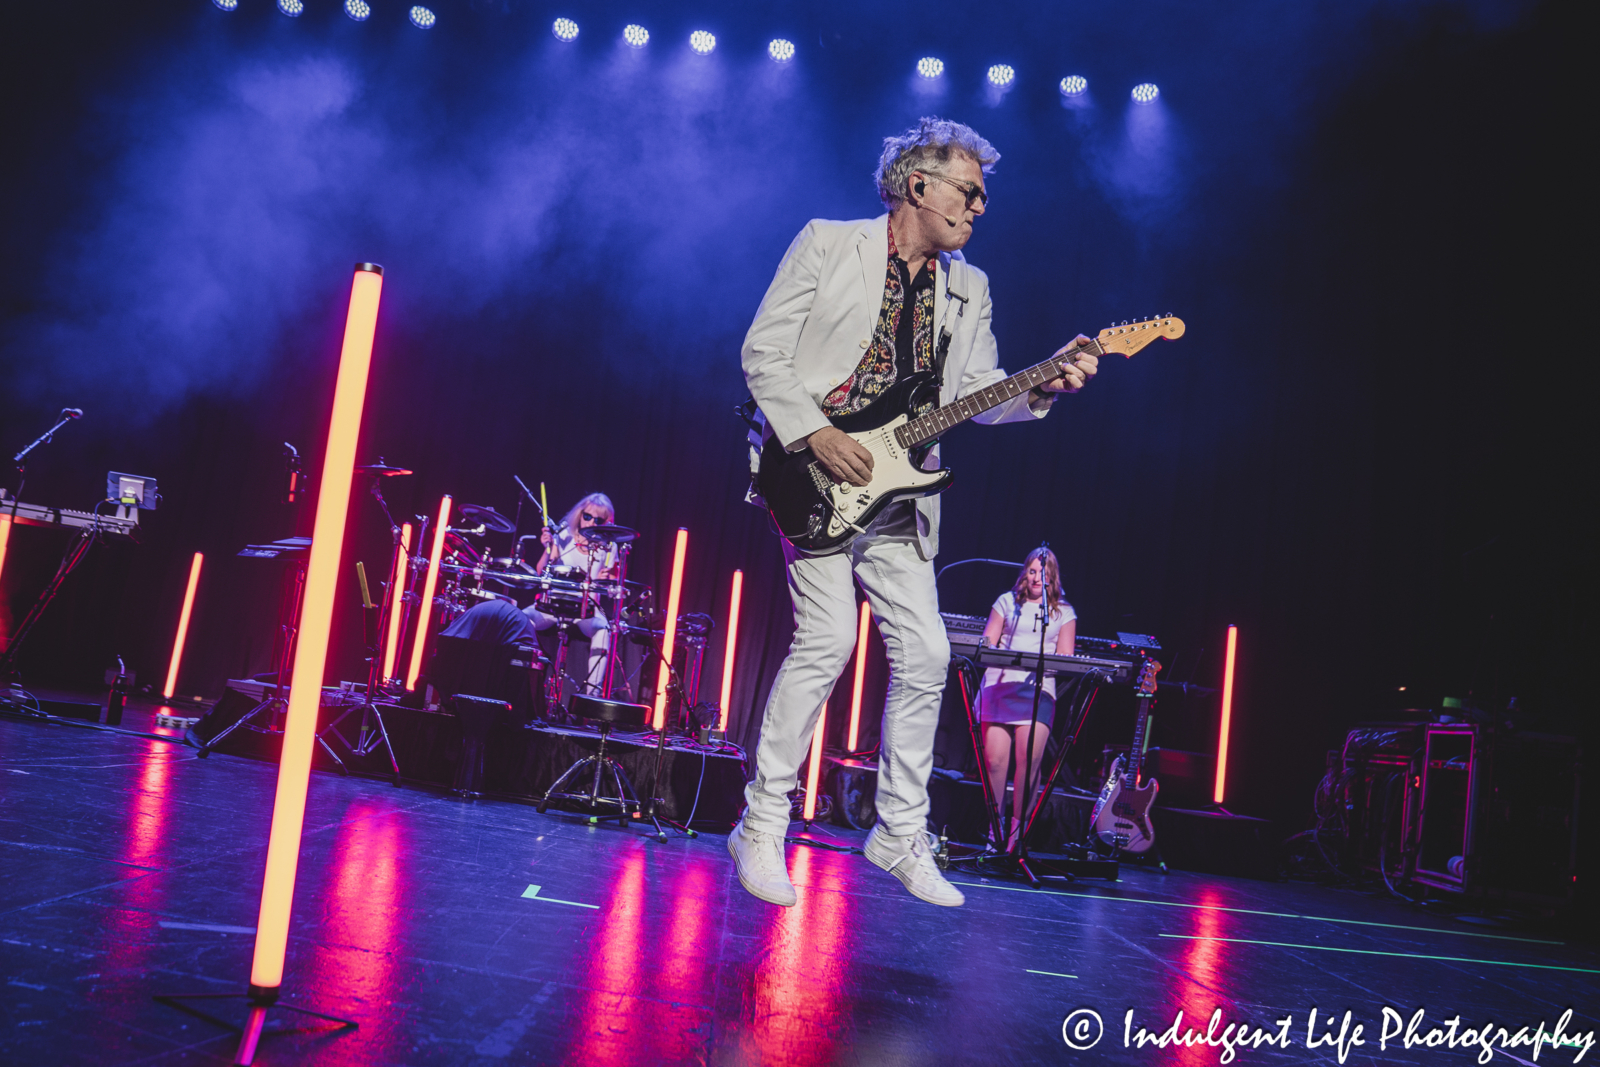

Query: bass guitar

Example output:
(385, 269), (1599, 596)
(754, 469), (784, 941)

(756, 316), (1185, 554)
(1089, 656), (1163, 854)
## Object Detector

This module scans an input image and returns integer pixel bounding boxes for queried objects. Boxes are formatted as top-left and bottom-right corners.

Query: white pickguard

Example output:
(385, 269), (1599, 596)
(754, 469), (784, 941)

(823, 415), (944, 538)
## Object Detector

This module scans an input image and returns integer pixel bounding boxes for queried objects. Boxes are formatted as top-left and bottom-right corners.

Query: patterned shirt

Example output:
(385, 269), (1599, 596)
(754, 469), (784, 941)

(821, 224), (938, 416)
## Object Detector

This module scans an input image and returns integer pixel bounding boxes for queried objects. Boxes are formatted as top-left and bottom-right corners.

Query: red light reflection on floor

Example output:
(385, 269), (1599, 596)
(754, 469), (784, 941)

(564, 845), (721, 1064)
(740, 845), (856, 1065)
(566, 847), (648, 1065)
(1169, 888), (1234, 1067)
(660, 854), (713, 1003)
(309, 800), (407, 1048)
(94, 741), (177, 1021)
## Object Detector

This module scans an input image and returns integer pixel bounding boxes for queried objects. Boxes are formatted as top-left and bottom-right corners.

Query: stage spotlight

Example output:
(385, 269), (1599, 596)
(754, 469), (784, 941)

(917, 57), (944, 79)
(768, 38), (795, 62)
(277, 0), (303, 16)
(987, 64), (1015, 87)
(344, 0), (370, 21)
(1059, 75), (1088, 96)
(1132, 82), (1160, 104)
(689, 30), (716, 54)
(212, 0), (239, 10)
(623, 23), (649, 47)
(409, 5), (436, 28)
(552, 17), (579, 41)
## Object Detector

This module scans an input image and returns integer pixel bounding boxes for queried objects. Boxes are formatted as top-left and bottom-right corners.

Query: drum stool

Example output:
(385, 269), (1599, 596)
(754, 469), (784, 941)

(537, 694), (648, 825)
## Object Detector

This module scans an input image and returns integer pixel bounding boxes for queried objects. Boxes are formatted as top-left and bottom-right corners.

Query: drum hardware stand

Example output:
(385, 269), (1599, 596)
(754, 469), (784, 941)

(197, 556), (349, 765)
(311, 461), (411, 783)
(636, 643), (697, 841)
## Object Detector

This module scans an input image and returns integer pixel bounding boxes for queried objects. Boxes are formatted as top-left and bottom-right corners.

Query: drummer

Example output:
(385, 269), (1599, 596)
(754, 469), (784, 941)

(534, 492), (620, 579)
(524, 492), (618, 693)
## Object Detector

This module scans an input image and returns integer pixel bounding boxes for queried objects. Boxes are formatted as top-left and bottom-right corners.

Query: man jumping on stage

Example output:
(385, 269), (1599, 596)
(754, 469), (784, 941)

(730, 117), (1099, 907)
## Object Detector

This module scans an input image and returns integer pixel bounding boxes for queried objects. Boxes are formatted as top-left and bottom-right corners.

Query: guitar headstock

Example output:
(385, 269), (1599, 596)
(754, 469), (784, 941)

(1097, 315), (1185, 359)
(1135, 657), (1162, 697)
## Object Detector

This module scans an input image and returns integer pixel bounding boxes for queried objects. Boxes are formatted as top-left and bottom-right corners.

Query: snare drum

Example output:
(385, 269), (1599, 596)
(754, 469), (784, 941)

(533, 566), (589, 619)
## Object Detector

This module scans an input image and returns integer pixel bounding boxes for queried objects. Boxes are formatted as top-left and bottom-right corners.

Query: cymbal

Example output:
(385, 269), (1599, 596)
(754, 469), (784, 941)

(584, 523), (639, 543)
(459, 504), (515, 533)
(356, 459), (412, 477)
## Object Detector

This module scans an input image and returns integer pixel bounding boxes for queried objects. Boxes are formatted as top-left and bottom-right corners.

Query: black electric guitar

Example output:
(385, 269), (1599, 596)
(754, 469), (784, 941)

(757, 316), (1185, 554)
(1089, 657), (1163, 854)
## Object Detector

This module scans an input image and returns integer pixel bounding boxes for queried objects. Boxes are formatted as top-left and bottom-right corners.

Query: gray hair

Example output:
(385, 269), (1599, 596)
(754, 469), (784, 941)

(873, 117), (1000, 210)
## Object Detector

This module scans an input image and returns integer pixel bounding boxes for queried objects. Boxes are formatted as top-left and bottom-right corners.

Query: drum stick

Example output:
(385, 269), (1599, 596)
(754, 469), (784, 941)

(355, 561), (374, 609)
(540, 482), (550, 528)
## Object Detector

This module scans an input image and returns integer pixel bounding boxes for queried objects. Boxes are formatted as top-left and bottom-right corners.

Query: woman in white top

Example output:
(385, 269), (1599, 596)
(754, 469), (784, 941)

(525, 492), (618, 692)
(978, 547), (1076, 849)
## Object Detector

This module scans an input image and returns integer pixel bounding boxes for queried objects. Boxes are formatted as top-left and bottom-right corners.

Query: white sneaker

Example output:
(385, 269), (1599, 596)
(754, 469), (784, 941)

(727, 819), (797, 907)
(864, 825), (965, 907)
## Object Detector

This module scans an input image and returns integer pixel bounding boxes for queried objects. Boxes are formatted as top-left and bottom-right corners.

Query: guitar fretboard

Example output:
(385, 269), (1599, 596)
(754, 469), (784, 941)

(895, 338), (1106, 450)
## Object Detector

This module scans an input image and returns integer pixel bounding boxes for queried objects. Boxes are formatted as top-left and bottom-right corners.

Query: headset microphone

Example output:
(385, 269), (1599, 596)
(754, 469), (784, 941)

(914, 200), (963, 228)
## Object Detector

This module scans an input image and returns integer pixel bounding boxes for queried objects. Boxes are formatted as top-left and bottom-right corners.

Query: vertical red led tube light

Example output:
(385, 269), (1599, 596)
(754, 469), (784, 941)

(0, 515), (12, 595)
(716, 569), (742, 732)
(802, 703), (827, 822)
(161, 552), (204, 700)
(243, 264), (382, 1027)
(1213, 625), (1238, 806)
(846, 601), (871, 752)
(405, 498), (451, 692)
(381, 522), (412, 684)
(652, 528), (688, 731)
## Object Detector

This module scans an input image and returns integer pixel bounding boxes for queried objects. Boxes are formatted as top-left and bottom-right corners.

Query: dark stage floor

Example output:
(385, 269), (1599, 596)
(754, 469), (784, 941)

(2, 708), (1596, 1066)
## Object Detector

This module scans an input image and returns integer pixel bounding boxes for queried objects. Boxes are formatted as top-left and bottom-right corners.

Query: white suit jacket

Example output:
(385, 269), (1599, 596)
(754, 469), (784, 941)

(741, 215), (1051, 559)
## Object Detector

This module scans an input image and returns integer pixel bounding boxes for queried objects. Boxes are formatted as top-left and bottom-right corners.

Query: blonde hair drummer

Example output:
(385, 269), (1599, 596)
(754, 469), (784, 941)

(525, 491), (619, 692)
(977, 547), (1076, 851)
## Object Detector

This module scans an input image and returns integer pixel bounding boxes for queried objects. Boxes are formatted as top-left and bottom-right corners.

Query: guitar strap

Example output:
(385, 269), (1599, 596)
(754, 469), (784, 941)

(934, 326), (952, 392)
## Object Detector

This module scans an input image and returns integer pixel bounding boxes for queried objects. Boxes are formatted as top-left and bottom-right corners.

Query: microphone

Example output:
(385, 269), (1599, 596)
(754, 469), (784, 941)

(915, 200), (962, 228)
(62, 408), (83, 419)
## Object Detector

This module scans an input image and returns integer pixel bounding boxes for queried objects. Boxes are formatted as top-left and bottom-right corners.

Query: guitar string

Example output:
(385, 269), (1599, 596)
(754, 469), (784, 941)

(901, 331), (1135, 447)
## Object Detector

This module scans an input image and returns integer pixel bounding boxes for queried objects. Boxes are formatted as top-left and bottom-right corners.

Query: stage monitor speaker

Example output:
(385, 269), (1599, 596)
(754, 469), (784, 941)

(190, 686), (268, 746)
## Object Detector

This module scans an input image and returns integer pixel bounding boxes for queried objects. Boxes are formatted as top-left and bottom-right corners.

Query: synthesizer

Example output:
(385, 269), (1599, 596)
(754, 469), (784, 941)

(0, 490), (140, 538)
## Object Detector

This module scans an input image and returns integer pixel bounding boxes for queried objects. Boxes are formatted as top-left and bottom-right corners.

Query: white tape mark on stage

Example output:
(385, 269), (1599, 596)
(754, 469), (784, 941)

(159, 922), (257, 934)
(1025, 969), (1078, 978)
(521, 884), (599, 909)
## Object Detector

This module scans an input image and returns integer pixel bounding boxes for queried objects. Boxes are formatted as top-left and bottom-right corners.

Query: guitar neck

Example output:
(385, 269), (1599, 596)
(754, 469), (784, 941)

(896, 338), (1106, 450)
(1127, 693), (1154, 784)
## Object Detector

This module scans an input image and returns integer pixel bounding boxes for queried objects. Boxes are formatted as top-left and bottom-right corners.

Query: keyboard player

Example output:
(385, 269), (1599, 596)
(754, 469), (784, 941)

(976, 547), (1075, 851)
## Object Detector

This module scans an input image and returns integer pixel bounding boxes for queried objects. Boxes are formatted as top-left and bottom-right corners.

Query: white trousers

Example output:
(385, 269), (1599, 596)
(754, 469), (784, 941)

(744, 505), (951, 837)
(523, 606), (609, 690)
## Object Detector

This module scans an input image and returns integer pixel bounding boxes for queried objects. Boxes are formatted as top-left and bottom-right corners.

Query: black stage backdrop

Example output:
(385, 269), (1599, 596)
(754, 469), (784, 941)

(0, 0), (1588, 834)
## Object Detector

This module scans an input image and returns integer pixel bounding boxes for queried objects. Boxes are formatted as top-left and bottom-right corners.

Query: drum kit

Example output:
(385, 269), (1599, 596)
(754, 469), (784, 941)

(356, 463), (705, 725)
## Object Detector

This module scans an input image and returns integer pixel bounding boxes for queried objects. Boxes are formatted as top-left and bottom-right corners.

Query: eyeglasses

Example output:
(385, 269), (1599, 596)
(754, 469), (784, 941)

(926, 173), (988, 209)
(580, 511), (607, 524)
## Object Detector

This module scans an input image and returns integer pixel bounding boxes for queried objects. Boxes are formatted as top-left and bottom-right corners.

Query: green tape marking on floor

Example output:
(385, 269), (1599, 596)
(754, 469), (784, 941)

(1157, 934), (1600, 974)
(1026, 969), (1078, 978)
(950, 881), (1561, 945)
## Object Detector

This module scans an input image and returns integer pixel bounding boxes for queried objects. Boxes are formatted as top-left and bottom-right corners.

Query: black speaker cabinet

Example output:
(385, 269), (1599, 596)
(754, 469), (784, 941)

(1342, 722), (1579, 906)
